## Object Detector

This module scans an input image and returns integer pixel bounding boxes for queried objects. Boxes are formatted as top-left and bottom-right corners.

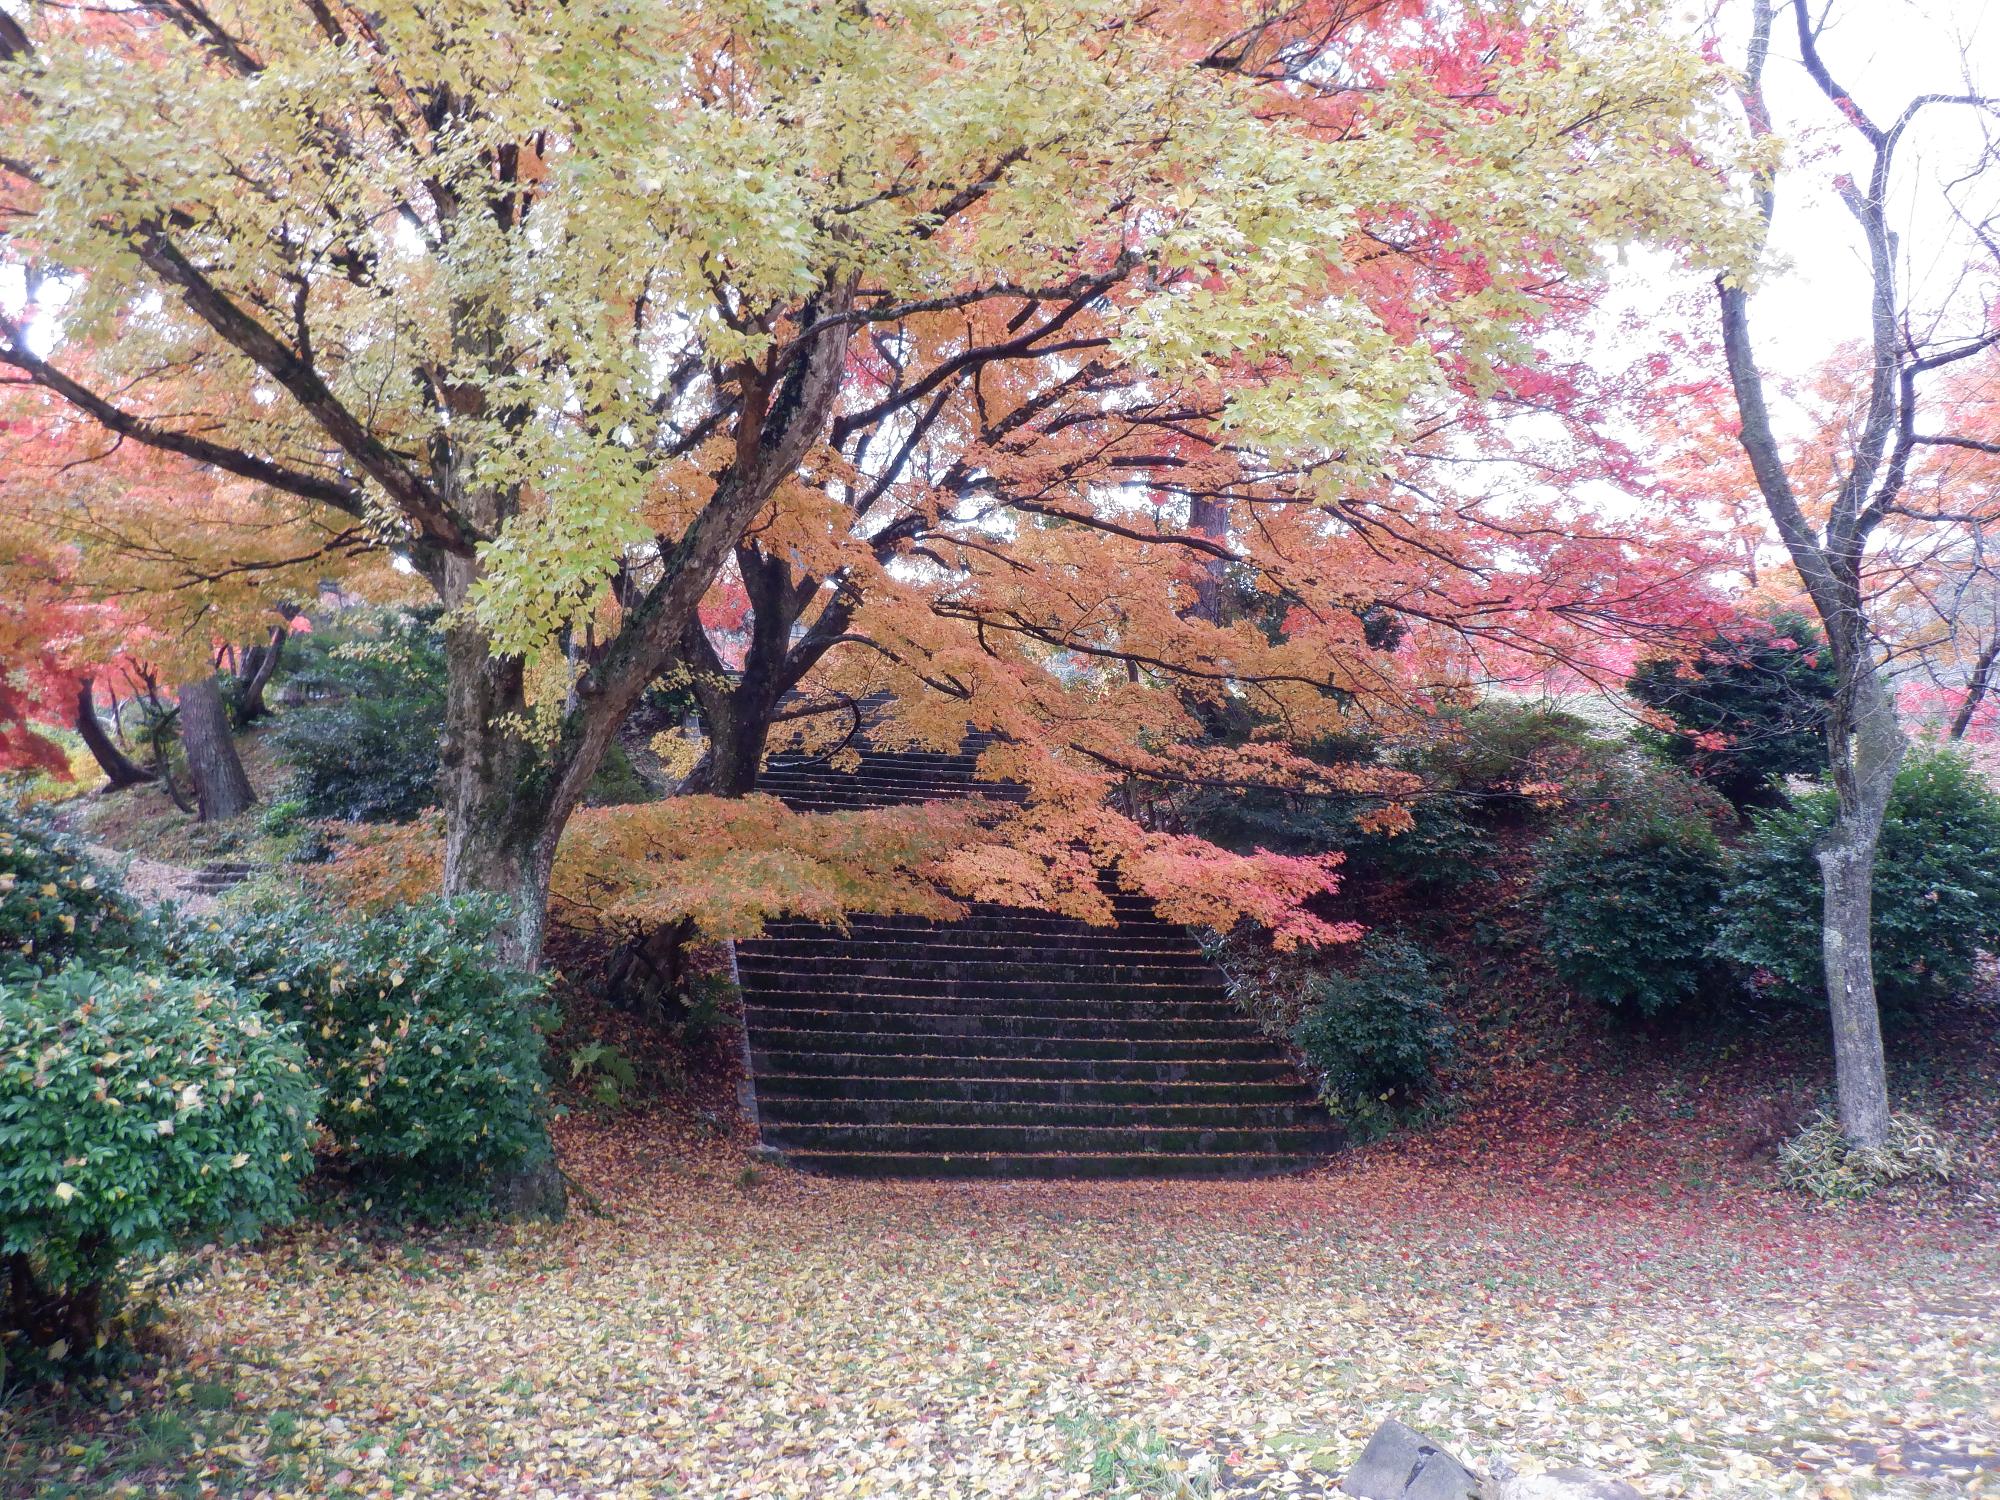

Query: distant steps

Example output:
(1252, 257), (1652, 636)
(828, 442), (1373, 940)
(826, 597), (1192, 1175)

(737, 732), (1337, 1178)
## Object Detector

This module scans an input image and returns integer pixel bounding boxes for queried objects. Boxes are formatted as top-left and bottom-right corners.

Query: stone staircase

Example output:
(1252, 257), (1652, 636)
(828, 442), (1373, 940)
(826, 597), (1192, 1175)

(736, 734), (1338, 1178)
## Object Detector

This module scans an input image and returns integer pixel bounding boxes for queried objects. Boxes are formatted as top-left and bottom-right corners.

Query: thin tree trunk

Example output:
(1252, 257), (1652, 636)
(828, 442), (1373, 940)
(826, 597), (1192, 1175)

(1818, 826), (1892, 1146)
(1949, 633), (1998, 740)
(72, 678), (154, 790)
(1816, 654), (1904, 1149)
(177, 673), (257, 821)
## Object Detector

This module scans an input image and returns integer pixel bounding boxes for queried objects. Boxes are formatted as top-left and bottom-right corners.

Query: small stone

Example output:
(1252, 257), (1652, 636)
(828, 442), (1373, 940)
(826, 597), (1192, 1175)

(1342, 1420), (1484, 1500)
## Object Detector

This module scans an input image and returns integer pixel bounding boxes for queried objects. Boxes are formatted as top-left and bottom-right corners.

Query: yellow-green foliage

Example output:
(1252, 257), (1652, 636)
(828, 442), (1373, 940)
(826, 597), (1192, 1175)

(3, 0), (1758, 660)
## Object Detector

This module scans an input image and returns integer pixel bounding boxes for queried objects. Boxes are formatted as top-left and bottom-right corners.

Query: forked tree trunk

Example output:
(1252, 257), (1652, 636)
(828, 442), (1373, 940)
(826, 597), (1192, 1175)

(73, 678), (154, 790)
(233, 624), (287, 724)
(177, 674), (257, 821)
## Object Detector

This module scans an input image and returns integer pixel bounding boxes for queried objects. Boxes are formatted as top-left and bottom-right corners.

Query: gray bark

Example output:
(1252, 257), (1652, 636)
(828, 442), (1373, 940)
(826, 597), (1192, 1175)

(435, 554), (561, 968)
(1815, 651), (1904, 1146)
(177, 673), (257, 821)
(1713, 0), (1946, 1149)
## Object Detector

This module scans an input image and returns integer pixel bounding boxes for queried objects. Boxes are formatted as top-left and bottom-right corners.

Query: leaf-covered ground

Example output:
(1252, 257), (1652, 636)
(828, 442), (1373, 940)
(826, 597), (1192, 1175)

(6, 1107), (1998, 1500)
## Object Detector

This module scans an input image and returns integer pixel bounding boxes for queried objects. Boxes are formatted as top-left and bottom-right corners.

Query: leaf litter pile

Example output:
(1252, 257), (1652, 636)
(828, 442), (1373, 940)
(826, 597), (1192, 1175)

(5, 1110), (1998, 1500)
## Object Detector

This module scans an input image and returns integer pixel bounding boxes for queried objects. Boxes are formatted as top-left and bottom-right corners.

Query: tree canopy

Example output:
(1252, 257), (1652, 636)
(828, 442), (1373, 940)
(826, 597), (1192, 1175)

(2, 0), (1756, 961)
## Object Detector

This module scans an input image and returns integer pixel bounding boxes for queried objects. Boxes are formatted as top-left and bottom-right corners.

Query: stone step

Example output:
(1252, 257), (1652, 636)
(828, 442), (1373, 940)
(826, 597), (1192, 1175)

(737, 955), (1216, 985)
(749, 1050), (1299, 1084)
(744, 933), (1201, 958)
(757, 913), (1184, 938)
(761, 1122), (1341, 1155)
(774, 1151), (1328, 1179)
(766, 752), (987, 774)
(736, 724), (1333, 1179)
(758, 790), (1028, 809)
(741, 992), (1243, 1022)
(765, 793), (1028, 813)
(758, 766), (1018, 788)
(744, 1006), (1265, 1042)
(746, 1028), (1279, 1062)
(757, 777), (1016, 799)
(748, 927), (1199, 949)
(755, 1075), (1316, 1106)
(738, 975), (1229, 1004)
(744, 992), (1232, 1016)
(758, 1096), (1325, 1129)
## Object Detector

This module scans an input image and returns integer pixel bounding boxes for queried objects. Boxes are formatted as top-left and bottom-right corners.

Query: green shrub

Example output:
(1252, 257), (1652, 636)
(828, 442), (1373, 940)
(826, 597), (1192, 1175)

(1185, 781), (1495, 888)
(1628, 609), (1835, 810)
(585, 741), (656, 807)
(1179, 728), (1496, 892)
(1419, 701), (1615, 819)
(178, 897), (554, 1218)
(1711, 749), (2000, 1014)
(1534, 769), (1732, 1017)
(256, 796), (332, 864)
(0, 968), (315, 1377)
(270, 611), (446, 823)
(1776, 1109), (1954, 1201)
(1293, 935), (1457, 1136)
(0, 809), (152, 979)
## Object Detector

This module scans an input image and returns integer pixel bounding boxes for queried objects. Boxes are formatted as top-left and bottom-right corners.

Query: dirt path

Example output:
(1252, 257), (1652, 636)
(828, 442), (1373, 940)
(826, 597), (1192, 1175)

(79, 840), (222, 918)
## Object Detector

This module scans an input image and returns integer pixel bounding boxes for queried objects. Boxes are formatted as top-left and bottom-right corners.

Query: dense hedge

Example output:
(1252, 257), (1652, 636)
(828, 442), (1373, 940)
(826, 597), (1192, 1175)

(1712, 750), (2000, 1015)
(1534, 770), (1733, 1018)
(0, 810), (153, 979)
(0, 968), (315, 1376)
(1294, 935), (1457, 1136)
(179, 897), (554, 1218)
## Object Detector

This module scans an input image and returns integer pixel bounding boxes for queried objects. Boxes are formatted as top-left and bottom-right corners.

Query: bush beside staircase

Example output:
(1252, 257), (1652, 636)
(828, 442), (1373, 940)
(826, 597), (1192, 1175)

(737, 736), (1339, 1177)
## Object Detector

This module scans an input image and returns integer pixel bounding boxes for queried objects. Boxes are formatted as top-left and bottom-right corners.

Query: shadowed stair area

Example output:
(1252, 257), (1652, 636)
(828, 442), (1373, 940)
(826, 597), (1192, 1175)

(737, 734), (1339, 1178)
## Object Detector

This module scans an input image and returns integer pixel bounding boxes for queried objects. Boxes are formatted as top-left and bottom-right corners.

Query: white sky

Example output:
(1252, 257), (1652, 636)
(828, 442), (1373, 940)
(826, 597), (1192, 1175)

(5, 2), (1991, 387)
(1707, 0), (1996, 381)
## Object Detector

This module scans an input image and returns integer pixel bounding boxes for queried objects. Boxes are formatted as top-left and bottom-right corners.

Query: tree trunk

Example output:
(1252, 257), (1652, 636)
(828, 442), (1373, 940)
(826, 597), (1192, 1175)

(233, 624), (287, 724)
(73, 678), (154, 790)
(1950, 633), (1998, 740)
(1816, 653), (1904, 1149)
(1817, 825), (1892, 1147)
(437, 599), (562, 969)
(702, 694), (773, 798)
(1187, 495), (1229, 624)
(177, 674), (257, 821)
